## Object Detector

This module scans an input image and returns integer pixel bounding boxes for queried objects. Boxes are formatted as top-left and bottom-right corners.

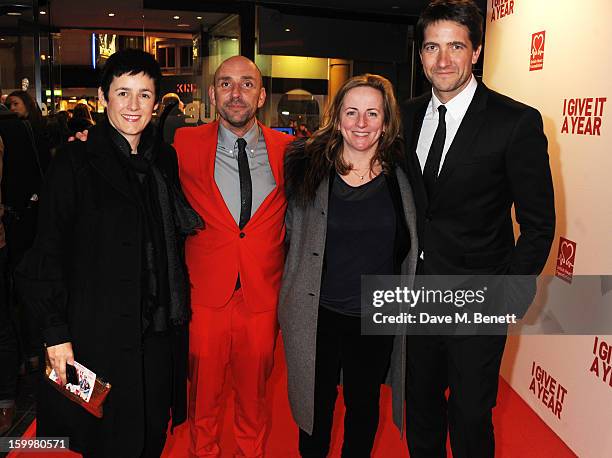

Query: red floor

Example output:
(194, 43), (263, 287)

(9, 340), (576, 458)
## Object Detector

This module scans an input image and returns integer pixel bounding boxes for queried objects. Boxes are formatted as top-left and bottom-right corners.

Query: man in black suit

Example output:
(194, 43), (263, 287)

(401, 1), (555, 457)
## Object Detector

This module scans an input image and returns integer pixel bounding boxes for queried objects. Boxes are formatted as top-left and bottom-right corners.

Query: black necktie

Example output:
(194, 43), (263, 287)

(236, 137), (252, 229)
(423, 105), (447, 200)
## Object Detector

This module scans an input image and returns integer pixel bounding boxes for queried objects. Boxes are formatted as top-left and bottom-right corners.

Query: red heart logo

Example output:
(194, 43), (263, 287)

(533, 34), (545, 55)
(560, 241), (575, 266)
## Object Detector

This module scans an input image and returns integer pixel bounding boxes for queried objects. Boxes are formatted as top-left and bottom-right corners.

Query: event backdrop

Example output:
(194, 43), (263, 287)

(483, 1), (612, 456)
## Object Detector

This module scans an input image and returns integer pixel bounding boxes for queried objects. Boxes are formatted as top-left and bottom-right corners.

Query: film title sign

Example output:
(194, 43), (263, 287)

(529, 31), (545, 71)
(590, 336), (612, 389)
(490, 0), (514, 22)
(555, 237), (576, 284)
(561, 97), (607, 136)
(529, 362), (568, 420)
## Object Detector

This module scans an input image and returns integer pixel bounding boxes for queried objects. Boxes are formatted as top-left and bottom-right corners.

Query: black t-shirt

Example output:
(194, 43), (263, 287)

(319, 172), (396, 316)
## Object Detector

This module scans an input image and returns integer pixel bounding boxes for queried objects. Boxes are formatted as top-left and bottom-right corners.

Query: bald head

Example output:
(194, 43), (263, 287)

(209, 55), (266, 137)
(213, 56), (263, 87)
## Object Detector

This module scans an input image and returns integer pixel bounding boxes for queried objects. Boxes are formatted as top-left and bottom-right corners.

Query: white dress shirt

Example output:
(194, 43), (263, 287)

(416, 75), (478, 174)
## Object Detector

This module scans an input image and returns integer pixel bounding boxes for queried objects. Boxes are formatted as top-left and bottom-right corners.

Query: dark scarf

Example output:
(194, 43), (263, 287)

(106, 120), (203, 333)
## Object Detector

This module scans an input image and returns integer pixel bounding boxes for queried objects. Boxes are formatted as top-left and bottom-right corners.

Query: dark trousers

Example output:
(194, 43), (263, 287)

(0, 247), (18, 403)
(140, 332), (173, 458)
(405, 334), (507, 458)
(299, 306), (393, 458)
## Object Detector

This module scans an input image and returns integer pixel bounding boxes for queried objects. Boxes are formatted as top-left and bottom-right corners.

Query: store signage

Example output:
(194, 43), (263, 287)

(92, 33), (116, 69)
(176, 83), (197, 94)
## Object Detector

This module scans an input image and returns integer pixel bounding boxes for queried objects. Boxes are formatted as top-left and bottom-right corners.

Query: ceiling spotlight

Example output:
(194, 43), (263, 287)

(284, 28), (291, 32)
(177, 24), (190, 27)
(196, 16), (203, 20)
(108, 13), (115, 17)
(7, 12), (22, 16)
(40, 10), (47, 15)
(173, 15), (180, 20)
(230, 38), (238, 41)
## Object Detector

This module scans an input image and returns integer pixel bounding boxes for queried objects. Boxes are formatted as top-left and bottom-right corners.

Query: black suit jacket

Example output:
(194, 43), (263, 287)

(401, 81), (555, 278)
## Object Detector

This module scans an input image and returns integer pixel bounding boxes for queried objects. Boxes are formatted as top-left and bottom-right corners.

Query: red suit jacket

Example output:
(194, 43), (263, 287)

(174, 121), (293, 312)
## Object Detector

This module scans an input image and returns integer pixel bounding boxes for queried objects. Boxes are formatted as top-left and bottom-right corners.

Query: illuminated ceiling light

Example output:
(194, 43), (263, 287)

(177, 24), (190, 27)
(173, 15), (180, 20)
(196, 16), (203, 20)
(108, 13), (115, 17)
(281, 111), (290, 115)
(7, 12), (22, 16)
(41, 54), (46, 60)
(284, 28), (291, 32)
(230, 38), (238, 41)
(40, 10), (47, 15)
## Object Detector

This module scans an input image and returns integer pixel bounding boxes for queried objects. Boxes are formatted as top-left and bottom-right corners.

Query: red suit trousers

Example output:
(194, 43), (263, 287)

(188, 289), (278, 457)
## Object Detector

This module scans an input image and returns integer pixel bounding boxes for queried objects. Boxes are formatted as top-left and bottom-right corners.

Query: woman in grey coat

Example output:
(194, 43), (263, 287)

(279, 74), (418, 457)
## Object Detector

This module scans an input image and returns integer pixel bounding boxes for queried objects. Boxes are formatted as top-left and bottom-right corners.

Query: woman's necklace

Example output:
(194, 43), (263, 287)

(350, 165), (380, 181)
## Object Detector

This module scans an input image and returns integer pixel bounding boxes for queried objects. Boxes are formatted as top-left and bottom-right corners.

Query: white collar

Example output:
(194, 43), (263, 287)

(430, 74), (478, 120)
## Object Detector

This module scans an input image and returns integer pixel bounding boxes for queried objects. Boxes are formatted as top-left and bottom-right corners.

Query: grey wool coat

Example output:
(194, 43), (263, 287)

(278, 151), (419, 435)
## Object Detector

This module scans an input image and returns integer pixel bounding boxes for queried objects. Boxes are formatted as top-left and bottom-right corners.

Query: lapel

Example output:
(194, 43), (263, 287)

(248, 122), (284, 226)
(87, 123), (137, 204)
(432, 82), (488, 199)
(404, 94), (430, 212)
(315, 169), (331, 217)
(394, 167), (418, 246)
(200, 121), (238, 229)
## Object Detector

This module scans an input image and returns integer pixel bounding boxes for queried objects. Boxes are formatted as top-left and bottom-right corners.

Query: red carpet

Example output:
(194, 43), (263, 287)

(9, 340), (576, 457)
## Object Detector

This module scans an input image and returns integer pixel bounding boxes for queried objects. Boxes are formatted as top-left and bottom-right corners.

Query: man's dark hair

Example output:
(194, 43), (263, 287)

(416, 0), (484, 51)
(99, 49), (162, 102)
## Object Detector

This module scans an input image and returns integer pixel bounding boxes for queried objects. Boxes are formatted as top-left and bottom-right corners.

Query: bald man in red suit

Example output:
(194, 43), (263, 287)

(174, 56), (293, 458)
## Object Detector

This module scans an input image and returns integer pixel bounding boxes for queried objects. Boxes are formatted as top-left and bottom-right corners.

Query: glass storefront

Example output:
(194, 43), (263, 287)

(0, 3), (417, 135)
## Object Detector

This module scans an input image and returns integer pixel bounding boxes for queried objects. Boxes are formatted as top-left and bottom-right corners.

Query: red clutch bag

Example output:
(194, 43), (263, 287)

(44, 358), (112, 418)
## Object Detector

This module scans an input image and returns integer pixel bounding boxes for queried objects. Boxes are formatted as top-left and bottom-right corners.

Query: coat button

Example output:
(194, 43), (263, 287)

(312, 252), (319, 256)
(308, 293), (315, 297)
(239, 232), (246, 238)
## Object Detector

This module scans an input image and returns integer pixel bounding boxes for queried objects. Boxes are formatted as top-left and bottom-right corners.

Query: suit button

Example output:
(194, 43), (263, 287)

(312, 252), (319, 256)
(308, 293), (315, 297)
(239, 232), (246, 238)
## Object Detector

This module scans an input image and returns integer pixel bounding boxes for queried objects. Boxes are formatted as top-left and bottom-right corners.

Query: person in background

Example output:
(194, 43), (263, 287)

(158, 92), (188, 144)
(401, 1), (555, 457)
(295, 123), (312, 138)
(67, 103), (95, 137)
(4, 90), (50, 375)
(16, 49), (202, 457)
(0, 115), (19, 434)
(174, 55), (293, 458)
(280, 74), (418, 457)
(7, 90), (51, 172)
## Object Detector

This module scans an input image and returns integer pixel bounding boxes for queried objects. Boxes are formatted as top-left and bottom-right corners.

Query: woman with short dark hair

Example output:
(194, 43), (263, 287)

(16, 49), (202, 458)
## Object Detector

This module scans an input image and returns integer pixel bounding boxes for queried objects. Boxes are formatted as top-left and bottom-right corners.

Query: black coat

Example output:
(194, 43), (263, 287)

(16, 122), (189, 457)
(401, 82), (556, 315)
